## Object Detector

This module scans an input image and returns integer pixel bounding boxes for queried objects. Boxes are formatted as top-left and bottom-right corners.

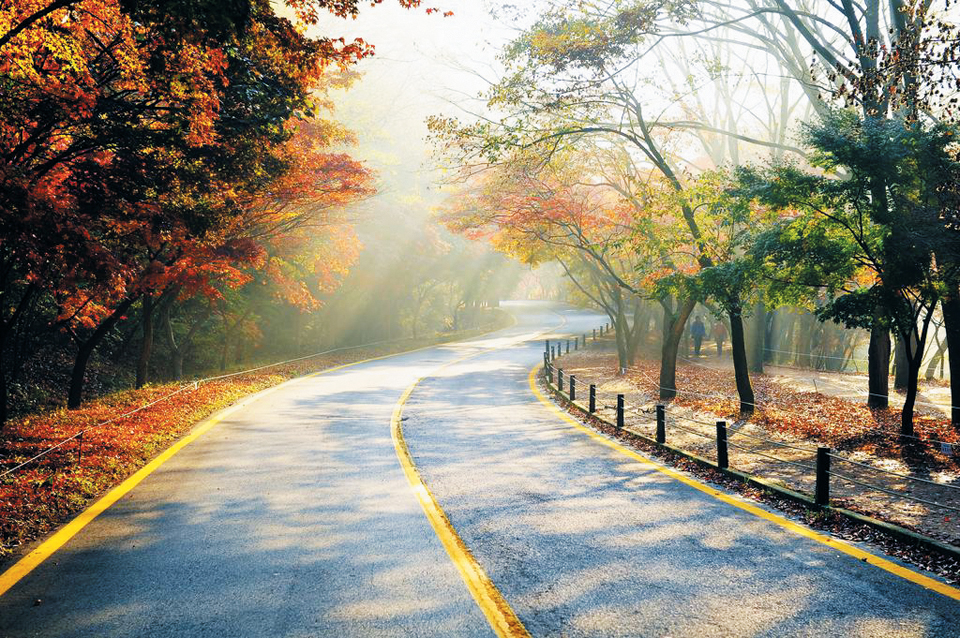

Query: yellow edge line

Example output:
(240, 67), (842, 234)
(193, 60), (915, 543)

(390, 312), (570, 637)
(0, 328), (511, 599)
(393, 380), (531, 638)
(527, 362), (960, 602)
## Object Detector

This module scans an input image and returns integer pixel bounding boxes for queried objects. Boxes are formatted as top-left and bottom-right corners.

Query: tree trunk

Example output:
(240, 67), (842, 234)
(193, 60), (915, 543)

(796, 312), (815, 368)
(626, 301), (646, 366)
(614, 307), (629, 371)
(941, 293), (960, 428)
(901, 350), (921, 437)
(68, 297), (137, 409)
(220, 331), (229, 372)
(763, 309), (777, 364)
(135, 295), (154, 389)
(729, 306), (756, 416)
(747, 302), (765, 374)
(899, 302), (934, 436)
(893, 334), (910, 390)
(779, 311), (796, 365)
(0, 284), (39, 426)
(924, 334), (946, 380)
(867, 324), (891, 409)
(659, 297), (696, 400)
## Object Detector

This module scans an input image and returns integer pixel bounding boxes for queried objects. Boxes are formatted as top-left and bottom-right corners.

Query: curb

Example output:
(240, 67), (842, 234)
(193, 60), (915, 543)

(543, 374), (960, 564)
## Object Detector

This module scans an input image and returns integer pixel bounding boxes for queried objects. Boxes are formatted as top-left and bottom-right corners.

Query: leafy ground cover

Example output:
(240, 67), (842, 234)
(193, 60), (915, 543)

(627, 357), (960, 453)
(0, 317), (508, 561)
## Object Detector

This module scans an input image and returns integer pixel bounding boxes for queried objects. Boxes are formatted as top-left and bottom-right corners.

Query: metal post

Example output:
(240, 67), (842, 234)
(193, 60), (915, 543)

(716, 421), (729, 469)
(656, 405), (665, 443)
(816, 447), (831, 506)
(569, 375), (576, 401)
(589, 384), (596, 413)
(557, 368), (564, 390)
(616, 394), (625, 430)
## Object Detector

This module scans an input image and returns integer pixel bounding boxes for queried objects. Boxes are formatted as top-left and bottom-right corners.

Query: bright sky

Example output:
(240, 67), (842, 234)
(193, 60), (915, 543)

(310, 2), (516, 208)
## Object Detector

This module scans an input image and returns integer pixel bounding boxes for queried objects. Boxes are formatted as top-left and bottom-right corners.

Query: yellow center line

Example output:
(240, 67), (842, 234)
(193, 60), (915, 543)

(0, 329), (515, 600)
(391, 311), (571, 638)
(527, 361), (960, 602)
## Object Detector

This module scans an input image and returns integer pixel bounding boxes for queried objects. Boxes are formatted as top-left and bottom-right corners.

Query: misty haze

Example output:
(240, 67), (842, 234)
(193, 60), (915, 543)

(2, 1), (960, 636)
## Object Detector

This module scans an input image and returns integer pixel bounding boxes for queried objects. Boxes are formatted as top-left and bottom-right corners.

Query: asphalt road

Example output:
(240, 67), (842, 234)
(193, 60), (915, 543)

(2, 301), (959, 637)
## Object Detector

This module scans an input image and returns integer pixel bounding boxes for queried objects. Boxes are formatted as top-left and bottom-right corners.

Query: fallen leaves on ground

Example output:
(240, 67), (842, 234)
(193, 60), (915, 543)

(624, 358), (959, 470)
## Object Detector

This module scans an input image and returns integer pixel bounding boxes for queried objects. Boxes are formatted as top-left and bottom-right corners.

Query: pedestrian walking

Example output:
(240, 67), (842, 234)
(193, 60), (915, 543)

(712, 320), (727, 357)
(691, 316), (706, 357)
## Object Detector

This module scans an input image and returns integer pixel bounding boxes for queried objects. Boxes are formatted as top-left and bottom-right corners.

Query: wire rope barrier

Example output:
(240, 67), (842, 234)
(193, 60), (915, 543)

(828, 471), (960, 514)
(726, 427), (818, 453)
(724, 440), (817, 472)
(763, 347), (870, 364)
(544, 327), (960, 520)
(1, 318), (508, 480)
(828, 454), (960, 491)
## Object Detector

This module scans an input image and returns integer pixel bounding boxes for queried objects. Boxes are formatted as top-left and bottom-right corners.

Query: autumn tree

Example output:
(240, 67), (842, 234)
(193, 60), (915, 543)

(741, 112), (960, 434)
(0, 0), (440, 420)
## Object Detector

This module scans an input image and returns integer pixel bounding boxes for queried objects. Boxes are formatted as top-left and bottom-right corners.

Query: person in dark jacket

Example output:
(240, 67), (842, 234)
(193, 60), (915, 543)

(691, 316), (706, 357)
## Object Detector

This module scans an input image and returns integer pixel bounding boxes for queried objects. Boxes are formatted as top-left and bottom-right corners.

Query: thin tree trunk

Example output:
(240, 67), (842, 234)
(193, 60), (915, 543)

(69, 297), (137, 409)
(614, 305), (629, 370)
(797, 312), (815, 368)
(729, 305), (756, 415)
(659, 297), (696, 400)
(748, 302), (765, 374)
(894, 334), (910, 390)
(867, 322), (891, 409)
(135, 295), (154, 389)
(941, 293), (960, 428)
(901, 351), (921, 437)
(924, 333), (946, 380)
(899, 301), (935, 436)
(626, 301), (646, 366)
(220, 331), (229, 372)
(763, 309), (777, 364)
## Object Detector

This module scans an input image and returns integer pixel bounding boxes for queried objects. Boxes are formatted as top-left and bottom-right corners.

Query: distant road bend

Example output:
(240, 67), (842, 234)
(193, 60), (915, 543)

(1, 301), (959, 637)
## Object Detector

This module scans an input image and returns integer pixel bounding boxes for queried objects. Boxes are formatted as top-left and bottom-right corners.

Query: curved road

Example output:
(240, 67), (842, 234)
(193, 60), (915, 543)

(1, 301), (959, 636)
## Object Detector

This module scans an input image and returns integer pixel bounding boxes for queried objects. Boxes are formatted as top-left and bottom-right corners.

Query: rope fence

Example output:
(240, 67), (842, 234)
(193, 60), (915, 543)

(543, 324), (960, 519)
(1, 317), (508, 480)
(673, 356), (960, 453)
